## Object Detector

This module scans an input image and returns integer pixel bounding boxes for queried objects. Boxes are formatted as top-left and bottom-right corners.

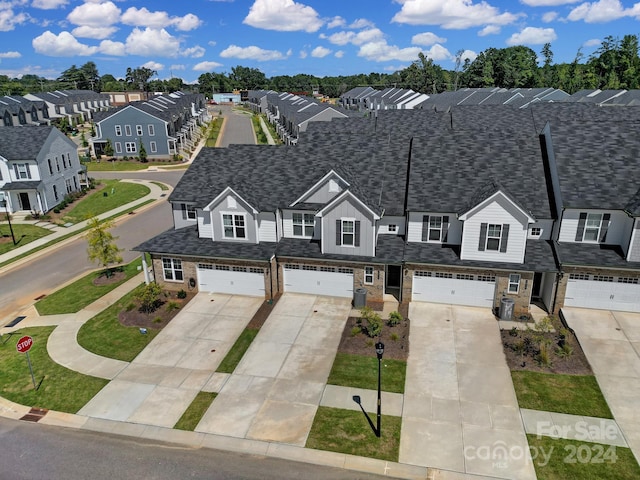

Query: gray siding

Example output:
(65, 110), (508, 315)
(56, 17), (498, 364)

(39, 130), (81, 211)
(629, 220), (640, 262)
(305, 177), (346, 203)
(172, 202), (197, 229)
(322, 196), (375, 256)
(209, 194), (258, 243)
(98, 106), (170, 158)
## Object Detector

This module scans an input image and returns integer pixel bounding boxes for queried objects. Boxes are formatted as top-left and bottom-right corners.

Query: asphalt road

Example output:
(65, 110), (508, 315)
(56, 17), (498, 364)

(0, 418), (393, 480)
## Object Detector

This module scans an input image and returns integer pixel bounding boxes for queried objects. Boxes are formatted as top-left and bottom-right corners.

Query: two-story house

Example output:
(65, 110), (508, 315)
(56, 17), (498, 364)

(0, 126), (83, 214)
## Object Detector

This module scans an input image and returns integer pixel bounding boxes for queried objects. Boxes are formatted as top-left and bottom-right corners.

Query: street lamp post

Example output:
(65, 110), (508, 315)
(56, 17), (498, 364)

(0, 198), (16, 245)
(375, 341), (385, 438)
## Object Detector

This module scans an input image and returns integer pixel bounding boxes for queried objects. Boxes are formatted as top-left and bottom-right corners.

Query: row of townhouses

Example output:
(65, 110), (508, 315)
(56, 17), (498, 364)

(135, 101), (640, 317)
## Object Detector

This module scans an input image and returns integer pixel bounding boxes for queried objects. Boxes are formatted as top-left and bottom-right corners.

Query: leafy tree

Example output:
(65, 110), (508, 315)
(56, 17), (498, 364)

(400, 52), (447, 93)
(135, 282), (162, 314)
(125, 67), (157, 91)
(104, 138), (114, 157)
(229, 65), (267, 89)
(85, 217), (123, 277)
(139, 141), (147, 162)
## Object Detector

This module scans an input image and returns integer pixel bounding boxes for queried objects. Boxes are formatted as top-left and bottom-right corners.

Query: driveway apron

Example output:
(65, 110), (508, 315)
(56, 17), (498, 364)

(78, 293), (263, 428)
(563, 308), (640, 464)
(195, 293), (351, 446)
(401, 302), (535, 480)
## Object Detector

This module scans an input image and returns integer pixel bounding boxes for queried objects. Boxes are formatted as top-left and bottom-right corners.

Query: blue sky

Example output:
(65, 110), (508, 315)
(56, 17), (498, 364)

(0, 0), (639, 83)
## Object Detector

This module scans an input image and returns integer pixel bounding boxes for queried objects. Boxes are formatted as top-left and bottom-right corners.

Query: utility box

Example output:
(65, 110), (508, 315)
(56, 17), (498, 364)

(353, 288), (367, 309)
(499, 297), (515, 321)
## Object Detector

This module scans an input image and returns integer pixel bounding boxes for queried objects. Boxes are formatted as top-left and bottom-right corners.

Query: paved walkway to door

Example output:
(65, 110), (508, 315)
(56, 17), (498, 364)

(563, 308), (640, 465)
(400, 302), (536, 480)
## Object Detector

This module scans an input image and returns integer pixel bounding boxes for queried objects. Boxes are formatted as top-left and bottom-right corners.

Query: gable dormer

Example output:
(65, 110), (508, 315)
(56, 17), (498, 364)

(290, 169), (349, 206)
(203, 187), (259, 243)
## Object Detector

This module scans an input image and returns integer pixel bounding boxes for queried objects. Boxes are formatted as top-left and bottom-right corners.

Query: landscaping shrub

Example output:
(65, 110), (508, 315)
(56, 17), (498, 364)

(387, 311), (403, 326)
(177, 289), (187, 299)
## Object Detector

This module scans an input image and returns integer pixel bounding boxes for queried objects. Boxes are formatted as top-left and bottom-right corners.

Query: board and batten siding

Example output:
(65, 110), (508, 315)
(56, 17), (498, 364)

(460, 199), (528, 264)
(198, 210), (213, 239)
(304, 178), (345, 204)
(378, 216), (406, 235)
(558, 209), (632, 248)
(209, 194), (258, 243)
(322, 196), (375, 256)
(627, 220), (640, 262)
(406, 212), (462, 244)
(258, 212), (277, 242)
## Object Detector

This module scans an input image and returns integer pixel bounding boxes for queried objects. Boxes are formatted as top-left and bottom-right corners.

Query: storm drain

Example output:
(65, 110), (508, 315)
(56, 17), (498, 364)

(20, 407), (48, 422)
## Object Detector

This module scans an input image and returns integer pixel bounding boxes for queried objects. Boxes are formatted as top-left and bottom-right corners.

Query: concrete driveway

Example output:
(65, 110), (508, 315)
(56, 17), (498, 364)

(562, 308), (640, 464)
(78, 293), (263, 427)
(195, 293), (351, 446)
(401, 302), (535, 480)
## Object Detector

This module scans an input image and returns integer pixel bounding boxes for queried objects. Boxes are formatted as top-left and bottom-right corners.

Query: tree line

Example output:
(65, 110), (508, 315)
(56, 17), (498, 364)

(1, 34), (638, 98)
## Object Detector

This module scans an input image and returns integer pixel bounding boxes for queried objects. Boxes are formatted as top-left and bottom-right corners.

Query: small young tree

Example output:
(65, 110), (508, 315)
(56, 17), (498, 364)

(85, 216), (123, 277)
(138, 141), (147, 162)
(104, 139), (114, 158)
(136, 282), (162, 314)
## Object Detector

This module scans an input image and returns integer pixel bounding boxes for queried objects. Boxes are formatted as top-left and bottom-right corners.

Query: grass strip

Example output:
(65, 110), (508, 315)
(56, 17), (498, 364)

(151, 181), (170, 191)
(77, 283), (158, 362)
(35, 258), (142, 315)
(527, 435), (640, 479)
(0, 224), (52, 255)
(216, 328), (258, 373)
(512, 371), (612, 418)
(174, 392), (217, 431)
(0, 326), (108, 413)
(86, 161), (183, 171)
(306, 407), (401, 462)
(327, 353), (406, 394)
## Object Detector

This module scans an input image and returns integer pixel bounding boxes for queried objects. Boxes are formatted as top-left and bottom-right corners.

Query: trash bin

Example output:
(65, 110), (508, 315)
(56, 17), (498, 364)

(499, 297), (515, 321)
(353, 288), (367, 308)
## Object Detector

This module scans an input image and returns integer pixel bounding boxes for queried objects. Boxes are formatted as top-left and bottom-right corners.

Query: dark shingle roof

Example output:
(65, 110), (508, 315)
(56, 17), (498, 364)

(556, 242), (640, 269)
(276, 235), (405, 264)
(0, 126), (54, 159)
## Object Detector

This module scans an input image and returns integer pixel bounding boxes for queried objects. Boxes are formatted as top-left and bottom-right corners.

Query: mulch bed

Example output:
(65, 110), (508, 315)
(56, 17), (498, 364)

(336, 314), (410, 361)
(246, 294), (281, 330)
(501, 319), (592, 375)
(92, 270), (126, 285)
(118, 290), (196, 330)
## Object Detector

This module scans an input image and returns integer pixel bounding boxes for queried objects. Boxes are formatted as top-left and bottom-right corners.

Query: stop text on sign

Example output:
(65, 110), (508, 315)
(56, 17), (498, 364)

(16, 336), (33, 353)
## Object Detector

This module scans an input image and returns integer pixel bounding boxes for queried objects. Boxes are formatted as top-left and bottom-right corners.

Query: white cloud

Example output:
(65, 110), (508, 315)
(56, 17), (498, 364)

(520, 0), (580, 5)
(142, 61), (163, 71)
(67, 1), (121, 27)
(412, 32), (446, 46)
(0, 51), (21, 58)
(506, 26), (557, 45)
(193, 61), (223, 71)
(311, 46), (331, 58)
(423, 44), (452, 61)
(244, 0), (323, 32)
(181, 45), (206, 58)
(299, 50), (308, 58)
(72, 25), (118, 40)
(0, 8), (27, 31)
(220, 44), (289, 61)
(334, 50), (344, 58)
(170, 64), (186, 70)
(567, 0), (637, 23)
(358, 41), (423, 62)
(392, 0), (523, 29)
(542, 11), (559, 22)
(32, 0), (68, 9)
(124, 28), (181, 57)
(32, 30), (98, 56)
(478, 25), (501, 36)
(322, 27), (385, 46)
(98, 39), (125, 56)
(583, 38), (602, 47)
(121, 7), (202, 31)
(349, 18), (374, 29)
(208, 41), (217, 47)
(327, 16), (345, 28)
(460, 49), (477, 62)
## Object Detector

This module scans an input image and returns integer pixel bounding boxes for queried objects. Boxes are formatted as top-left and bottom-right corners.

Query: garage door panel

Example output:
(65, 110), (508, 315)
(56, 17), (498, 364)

(412, 276), (495, 308)
(284, 268), (353, 298)
(197, 268), (265, 296)
(565, 280), (640, 312)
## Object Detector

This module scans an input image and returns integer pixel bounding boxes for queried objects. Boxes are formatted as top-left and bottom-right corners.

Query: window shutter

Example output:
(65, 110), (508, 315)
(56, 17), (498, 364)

(500, 224), (509, 252)
(26, 165), (31, 179)
(478, 223), (487, 251)
(600, 213), (611, 242)
(181, 203), (187, 220)
(575, 212), (587, 241)
(13, 164), (19, 178)
(355, 221), (361, 247)
(442, 215), (449, 242)
(421, 215), (429, 242)
(336, 219), (341, 245)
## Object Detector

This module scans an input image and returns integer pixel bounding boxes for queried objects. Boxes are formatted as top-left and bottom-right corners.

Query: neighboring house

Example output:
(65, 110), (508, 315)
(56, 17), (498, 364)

(24, 90), (110, 124)
(1, 95), (50, 126)
(0, 126), (83, 214)
(91, 92), (208, 159)
(136, 102), (640, 316)
(339, 86), (377, 110)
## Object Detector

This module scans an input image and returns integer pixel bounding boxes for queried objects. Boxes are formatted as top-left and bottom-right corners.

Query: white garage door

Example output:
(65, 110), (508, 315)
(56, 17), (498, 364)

(564, 275), (640, 312)
(284, 264), (353, 298)
(197, 264), (265, 296)
(412, 271), (495, 308)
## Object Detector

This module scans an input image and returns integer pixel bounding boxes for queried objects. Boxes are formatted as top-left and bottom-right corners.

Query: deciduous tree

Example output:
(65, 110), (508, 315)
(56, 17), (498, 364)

(85, 217), (122, 277)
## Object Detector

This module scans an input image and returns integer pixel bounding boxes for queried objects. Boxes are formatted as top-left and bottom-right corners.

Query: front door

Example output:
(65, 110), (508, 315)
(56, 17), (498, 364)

(19, 192), (31, 211)
(532, 272), (542, 299)
(385, 265), (402, 299)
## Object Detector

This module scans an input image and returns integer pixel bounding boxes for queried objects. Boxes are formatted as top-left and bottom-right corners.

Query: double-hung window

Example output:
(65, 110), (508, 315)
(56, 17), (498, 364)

(115, 125), (122, 136)
(583, 213), (602, 242)
(124, 125), (132, 136)
(364, 266), (374, 285)
(342, 219), (355, 246)
(162, 258), (183, 281)
(223, 214), (246, 239)
(15, 163), (30, 179)
(508, 274), (520, 293)
(186, 204), (196, 220)
(150, 141), (157, 153)
(486, 224), (502, 251)
(125, 142), (136, 153)
(148, 125), (155, 136)
(292, 213), (314, 237)
(136, 125), (143, 136)
(429, 216), (442, 241)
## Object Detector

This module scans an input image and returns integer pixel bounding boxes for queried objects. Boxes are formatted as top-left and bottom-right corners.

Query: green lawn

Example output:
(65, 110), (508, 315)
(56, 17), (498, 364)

(0, 327), (108, 413)
(327, 353), (406, 394)
(512, 371), (612, 418)
(174, 392), (217, 431)
(527, 435), (640, 479)
(0, 224), (52, 254)
(216, 328), (259, 373)
(60, 179), (149, 224)
(35, 258), (143, 315)
(306, 407), (401, 461)
(77, 283), (158, 362)
(85, 160), (182, 171)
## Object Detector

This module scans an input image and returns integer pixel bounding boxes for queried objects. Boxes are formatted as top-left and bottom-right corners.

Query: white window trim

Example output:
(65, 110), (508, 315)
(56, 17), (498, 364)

(149, 141), (157, 153)
(341, 218), (356, 247)
(124, 125), (132, 136)
(486, 224), (502, 251)
(162, 257), (184, 282)
(388, 224), (397, 233)
(186, 204), (196, 220)
(148, 124), (155, 136)
(221, 212), (247, 239)
(508, 274), (520, 294)
(582, 213), (603, 243)
(125, 142), (136, 154)
(136, 125), (143, 136)
(364, 266), (374, 285)
(292, 212), (315, 237)
(115, 142), (122, 154)
(427, 215), (443, 242)
(115, 125), (122, 136)
(530, 227), (542, 237)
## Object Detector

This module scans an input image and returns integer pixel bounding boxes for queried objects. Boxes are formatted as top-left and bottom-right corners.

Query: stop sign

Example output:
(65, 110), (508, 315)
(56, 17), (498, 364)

(16, 336), (33, 353)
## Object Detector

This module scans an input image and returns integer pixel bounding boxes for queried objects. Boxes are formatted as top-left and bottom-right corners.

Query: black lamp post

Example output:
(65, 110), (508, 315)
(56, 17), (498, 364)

(375, 341), (384, 438)
(0, 197), (16, 245)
